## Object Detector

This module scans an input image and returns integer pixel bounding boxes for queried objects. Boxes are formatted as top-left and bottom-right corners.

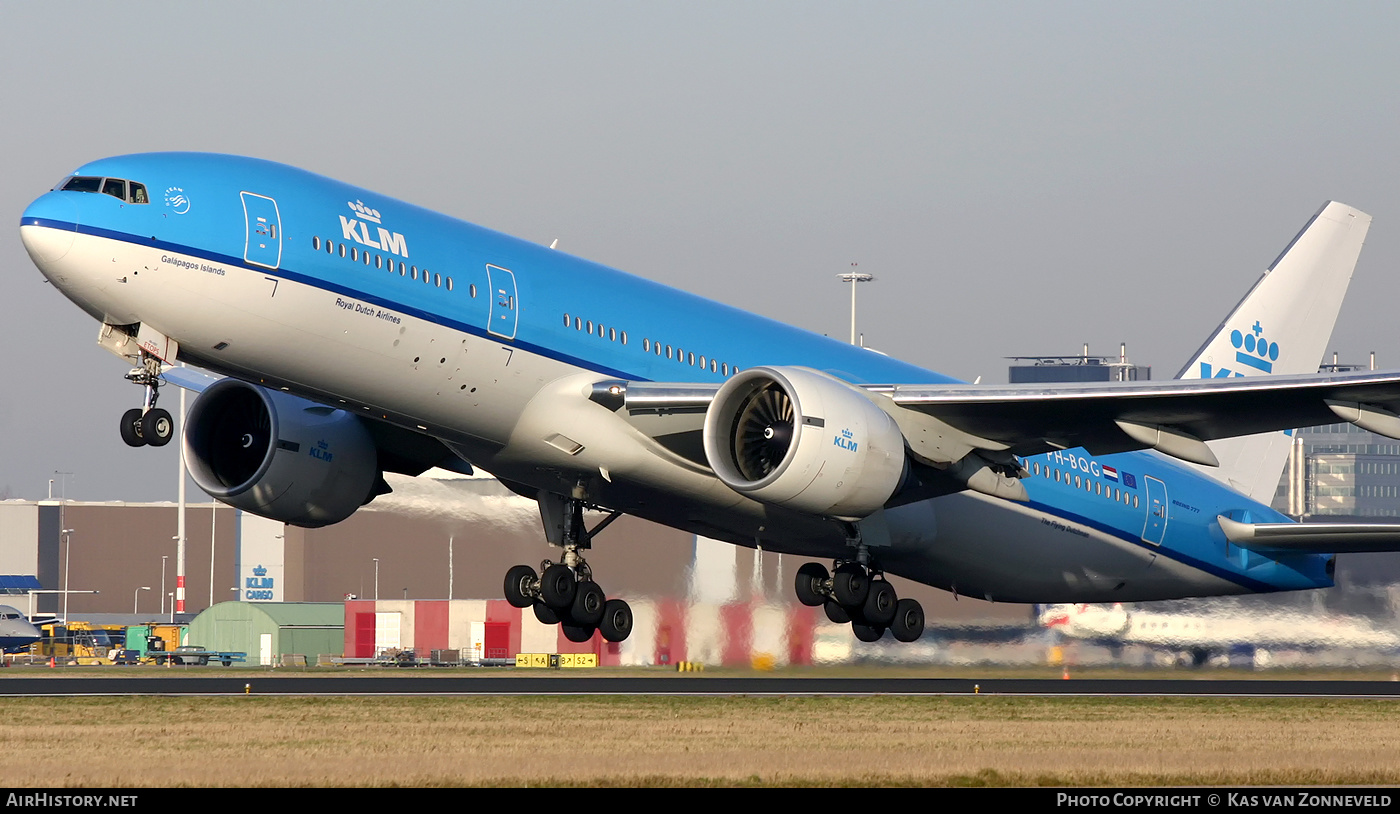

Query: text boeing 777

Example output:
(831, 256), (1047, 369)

(21, 153), (1400, 644)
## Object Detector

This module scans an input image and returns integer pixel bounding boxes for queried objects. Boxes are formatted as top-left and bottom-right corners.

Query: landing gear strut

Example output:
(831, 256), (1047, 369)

(795, 559), (924, 643)
(119, 353), (173, 447)
(503, 498), (633, 643)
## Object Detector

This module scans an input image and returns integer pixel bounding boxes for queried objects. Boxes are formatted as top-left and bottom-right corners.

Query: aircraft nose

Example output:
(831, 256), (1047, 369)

(20, 191), (78, 264)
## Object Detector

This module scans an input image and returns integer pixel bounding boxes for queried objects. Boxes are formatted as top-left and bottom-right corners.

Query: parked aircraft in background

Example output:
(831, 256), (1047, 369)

(21, 153), (1400, 645)
(1039, 601), (1400, 665)
(0, 605), (42, 653)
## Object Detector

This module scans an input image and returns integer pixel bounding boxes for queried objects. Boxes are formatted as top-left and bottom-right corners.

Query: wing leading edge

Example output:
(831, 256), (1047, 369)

(620, 367), (1400, 466)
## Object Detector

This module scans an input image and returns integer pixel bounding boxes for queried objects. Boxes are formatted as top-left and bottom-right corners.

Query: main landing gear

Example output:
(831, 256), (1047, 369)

(118, 353), (174, 448)
(503, 499), (633, 643)
(794, 560), (925, 643)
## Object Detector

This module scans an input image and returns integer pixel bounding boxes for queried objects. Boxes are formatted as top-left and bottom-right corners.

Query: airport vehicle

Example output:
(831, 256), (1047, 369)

(0, 605), (42, 654)
(164, 645), (246, 666)
(122, 624), (185, 659)
(21, 154), (1400, 645)
(34, 622), (124, 664)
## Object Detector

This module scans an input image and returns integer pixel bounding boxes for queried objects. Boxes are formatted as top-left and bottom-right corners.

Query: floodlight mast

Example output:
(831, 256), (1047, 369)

(836, 264), (875, 345)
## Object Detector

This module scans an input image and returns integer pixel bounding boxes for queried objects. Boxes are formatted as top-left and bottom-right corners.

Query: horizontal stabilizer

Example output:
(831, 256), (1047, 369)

(1218, 515), (1400, 553)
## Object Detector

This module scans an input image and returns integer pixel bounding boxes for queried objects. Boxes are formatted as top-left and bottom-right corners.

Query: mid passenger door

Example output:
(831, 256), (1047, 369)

(486, 264), (519, 340)
(1141, 475), (1168, 545)
(241, 192), (282, 270)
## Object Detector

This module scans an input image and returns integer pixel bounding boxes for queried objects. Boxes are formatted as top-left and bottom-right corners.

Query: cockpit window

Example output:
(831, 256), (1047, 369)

(60, 175), (150, 204)
(102, 178), (127, 201)
(62, 176), (102, 193)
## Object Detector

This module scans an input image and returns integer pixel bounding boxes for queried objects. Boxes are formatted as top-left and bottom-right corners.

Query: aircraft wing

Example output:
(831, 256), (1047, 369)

(619, 367), (1400, 468)
(1218, 516), (1400, 553)
(876, 368), (1400, 465)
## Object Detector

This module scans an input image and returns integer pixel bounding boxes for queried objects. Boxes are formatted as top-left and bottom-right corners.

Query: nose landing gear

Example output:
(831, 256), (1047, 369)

(119, 353), (174, 447)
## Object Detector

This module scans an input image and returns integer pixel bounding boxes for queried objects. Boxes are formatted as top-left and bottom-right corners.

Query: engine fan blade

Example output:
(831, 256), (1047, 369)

(733, 383), (795, 480)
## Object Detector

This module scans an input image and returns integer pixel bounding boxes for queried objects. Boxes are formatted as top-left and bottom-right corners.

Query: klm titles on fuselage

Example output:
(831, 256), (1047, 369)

(339, 199), (408, 258)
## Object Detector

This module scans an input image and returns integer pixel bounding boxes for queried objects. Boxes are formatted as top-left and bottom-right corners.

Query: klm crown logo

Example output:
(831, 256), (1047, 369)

(347, 200), (381, 224)
(253, 564), (267, 577)
(1200, 320), (1280, 378)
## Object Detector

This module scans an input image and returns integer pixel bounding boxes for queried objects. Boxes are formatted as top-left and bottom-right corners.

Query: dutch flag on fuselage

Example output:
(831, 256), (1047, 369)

(1103, 466), (1119, 482)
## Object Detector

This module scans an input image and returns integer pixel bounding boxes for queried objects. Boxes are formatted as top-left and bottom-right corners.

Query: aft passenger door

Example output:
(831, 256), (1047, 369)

(1141, 475), (1168, 545)
(486, 264), (519, 340)
(241, 192), (282, 270)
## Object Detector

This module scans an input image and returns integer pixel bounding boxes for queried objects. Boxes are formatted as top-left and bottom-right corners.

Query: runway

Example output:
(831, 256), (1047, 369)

(1, 674), (1399, 697)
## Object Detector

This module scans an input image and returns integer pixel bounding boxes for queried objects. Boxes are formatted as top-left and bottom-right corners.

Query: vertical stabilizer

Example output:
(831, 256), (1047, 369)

(1177, 202), (1371, 503)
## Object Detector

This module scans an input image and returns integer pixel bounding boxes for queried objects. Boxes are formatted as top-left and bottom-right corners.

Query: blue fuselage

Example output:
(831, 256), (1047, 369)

(19, 153), (1330, 602)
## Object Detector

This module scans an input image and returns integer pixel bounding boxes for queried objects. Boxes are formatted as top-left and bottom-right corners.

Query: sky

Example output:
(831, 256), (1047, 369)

(4, 2), (1400, 502)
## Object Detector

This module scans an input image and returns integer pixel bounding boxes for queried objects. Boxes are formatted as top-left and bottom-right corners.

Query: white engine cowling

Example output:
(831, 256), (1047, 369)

(183, 379), (379, 528)
(702, 366), (907, 519)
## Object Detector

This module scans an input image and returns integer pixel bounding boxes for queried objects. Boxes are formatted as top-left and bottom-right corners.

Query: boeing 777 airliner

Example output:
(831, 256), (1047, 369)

(21, 153), (1400, 644)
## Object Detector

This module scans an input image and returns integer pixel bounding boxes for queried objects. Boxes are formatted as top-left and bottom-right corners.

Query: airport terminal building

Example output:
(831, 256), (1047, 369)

(0, 472), (1018, 627)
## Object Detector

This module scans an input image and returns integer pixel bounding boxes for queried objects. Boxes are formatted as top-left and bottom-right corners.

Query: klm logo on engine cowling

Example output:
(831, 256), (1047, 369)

(834, 428), (859, 452)
(339, 200), (410, 258)
(310, 439), (333, 463)
(1200, 320), (1281, 378)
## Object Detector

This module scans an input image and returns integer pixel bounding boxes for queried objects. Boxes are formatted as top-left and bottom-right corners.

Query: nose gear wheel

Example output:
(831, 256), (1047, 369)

(118, 352), (177, 448)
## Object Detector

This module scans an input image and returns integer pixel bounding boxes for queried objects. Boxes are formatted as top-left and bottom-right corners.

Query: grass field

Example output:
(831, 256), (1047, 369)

(3, 691), (1399, 787)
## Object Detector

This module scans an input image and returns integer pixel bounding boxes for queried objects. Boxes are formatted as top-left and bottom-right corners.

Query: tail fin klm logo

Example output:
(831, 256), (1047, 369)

(1200, 320), (1280, 378)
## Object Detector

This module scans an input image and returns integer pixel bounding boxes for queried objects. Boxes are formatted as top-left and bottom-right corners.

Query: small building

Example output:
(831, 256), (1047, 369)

(187, 601), (344, 666)
(1007, 345), (1150, 384)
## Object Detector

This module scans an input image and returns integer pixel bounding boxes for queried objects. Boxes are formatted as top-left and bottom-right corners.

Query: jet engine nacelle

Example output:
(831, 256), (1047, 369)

(702, 366), (906, 520)
(183, 379), (379, 528)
